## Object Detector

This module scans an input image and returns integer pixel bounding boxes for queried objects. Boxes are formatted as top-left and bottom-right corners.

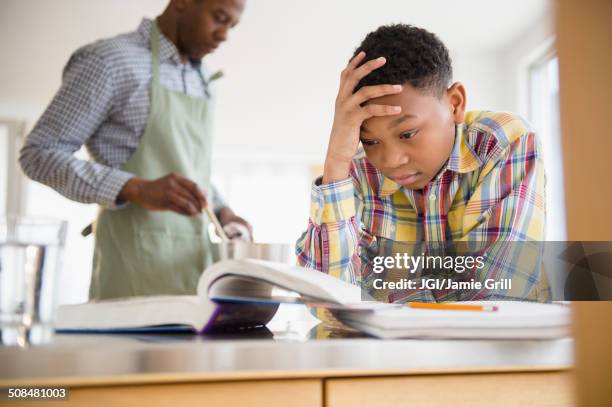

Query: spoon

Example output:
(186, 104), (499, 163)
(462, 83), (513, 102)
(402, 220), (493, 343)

(203, 205), (230, 241)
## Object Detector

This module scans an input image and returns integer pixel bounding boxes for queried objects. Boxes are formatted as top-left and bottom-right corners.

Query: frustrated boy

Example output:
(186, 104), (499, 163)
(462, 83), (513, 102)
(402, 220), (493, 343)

(296, 24), (549, 302)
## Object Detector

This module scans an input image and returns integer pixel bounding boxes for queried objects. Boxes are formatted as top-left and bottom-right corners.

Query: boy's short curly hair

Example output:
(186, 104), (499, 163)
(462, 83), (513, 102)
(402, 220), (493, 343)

(353, 24), (452, 96)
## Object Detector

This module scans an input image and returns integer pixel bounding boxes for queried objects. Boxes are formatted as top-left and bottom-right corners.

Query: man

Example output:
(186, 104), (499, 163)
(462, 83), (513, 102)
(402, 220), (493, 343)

(19, 0), (250, 300)
(297, 24), (549, 302)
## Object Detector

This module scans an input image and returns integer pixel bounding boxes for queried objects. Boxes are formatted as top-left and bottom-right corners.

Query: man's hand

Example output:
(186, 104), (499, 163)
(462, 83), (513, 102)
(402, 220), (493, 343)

(118, 173), (207, 216)
(323, 51), (403, 184)
(218, 207), (253, 241)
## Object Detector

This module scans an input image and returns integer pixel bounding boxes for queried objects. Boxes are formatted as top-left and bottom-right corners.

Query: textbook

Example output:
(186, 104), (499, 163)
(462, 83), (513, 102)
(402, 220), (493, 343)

(56, 259), (362, 333)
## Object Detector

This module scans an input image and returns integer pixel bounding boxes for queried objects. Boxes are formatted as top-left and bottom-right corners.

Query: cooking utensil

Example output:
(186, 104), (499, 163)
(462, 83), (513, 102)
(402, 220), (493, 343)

(203, 205), (230, 241)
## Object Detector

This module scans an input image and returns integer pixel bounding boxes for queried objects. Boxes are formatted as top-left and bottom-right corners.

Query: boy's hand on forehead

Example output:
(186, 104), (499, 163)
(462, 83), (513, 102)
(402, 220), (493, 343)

(323, 52), (403, 184)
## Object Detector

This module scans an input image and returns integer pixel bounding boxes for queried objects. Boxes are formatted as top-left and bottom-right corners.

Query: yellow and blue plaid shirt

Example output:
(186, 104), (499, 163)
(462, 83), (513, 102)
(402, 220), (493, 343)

(296, 111), (549, 302)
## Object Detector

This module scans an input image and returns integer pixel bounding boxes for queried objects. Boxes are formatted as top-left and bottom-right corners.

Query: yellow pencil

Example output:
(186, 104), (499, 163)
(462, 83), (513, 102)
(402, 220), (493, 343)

(407, 303), (498, 312)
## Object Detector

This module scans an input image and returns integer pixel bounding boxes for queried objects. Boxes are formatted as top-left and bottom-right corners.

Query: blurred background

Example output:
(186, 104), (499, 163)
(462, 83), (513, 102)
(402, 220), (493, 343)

(0, 0), (562, 304)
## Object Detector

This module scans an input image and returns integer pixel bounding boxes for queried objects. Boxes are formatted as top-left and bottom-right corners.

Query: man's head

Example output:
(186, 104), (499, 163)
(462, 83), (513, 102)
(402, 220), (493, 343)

(354, 24), (466, 190)
(167, 0), (246, 61)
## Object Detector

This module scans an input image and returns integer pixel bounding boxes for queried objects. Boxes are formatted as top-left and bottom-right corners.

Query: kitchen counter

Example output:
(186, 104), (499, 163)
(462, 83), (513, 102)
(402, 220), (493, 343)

(1, 305), (575, 406)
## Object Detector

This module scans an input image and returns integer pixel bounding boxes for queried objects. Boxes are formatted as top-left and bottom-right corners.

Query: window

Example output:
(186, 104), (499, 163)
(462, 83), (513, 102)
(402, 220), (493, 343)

(0, 124), (7, 215)
(0, 120), (27, 217)
(528, 54), (566, 240)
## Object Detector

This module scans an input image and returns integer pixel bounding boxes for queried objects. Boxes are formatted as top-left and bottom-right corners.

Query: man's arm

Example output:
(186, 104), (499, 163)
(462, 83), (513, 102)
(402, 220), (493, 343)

(19, 49), (134, 208)
(20, 49), (213, 216)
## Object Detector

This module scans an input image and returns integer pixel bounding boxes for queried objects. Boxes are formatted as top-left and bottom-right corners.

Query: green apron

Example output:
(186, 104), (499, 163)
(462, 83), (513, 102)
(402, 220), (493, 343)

(89, 23), (213, 300)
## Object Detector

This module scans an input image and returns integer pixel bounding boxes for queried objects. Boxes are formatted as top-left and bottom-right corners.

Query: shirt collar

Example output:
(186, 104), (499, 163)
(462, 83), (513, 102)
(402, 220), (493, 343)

(377, 122), (484, 197)
(137, 18), (185, 65)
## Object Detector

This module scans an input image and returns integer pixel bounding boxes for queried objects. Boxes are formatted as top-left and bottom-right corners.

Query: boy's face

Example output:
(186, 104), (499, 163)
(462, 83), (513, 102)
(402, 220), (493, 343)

(359, 83), (465, 190)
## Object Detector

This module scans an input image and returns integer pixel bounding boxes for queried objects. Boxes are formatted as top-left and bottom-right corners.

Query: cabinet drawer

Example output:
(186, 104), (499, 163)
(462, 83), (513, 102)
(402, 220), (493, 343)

(52, 379), (321, 407)
(326, 371), (573, 407)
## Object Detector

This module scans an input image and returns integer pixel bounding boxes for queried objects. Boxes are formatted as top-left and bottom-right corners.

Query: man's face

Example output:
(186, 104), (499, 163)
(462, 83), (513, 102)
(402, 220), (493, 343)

(359, 84), (458, 190)
(177, 0), (246, 60)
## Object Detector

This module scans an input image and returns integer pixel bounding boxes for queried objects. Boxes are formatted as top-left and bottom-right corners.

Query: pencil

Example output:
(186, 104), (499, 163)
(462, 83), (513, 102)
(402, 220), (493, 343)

(407, 303), (498, 312)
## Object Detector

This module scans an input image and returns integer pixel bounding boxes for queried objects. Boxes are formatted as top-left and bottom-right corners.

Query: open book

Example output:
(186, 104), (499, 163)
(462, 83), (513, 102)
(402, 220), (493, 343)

(56, 259), (362, 333)
(57, 259), (570, 339)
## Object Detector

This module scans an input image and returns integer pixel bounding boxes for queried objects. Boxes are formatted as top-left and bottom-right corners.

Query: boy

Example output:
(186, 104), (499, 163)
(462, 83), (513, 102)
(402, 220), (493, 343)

(296, 24), (549, 302)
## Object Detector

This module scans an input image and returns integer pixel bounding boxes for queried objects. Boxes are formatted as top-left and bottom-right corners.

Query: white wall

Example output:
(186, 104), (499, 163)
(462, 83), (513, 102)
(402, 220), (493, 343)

(0, 0), (554, 303)
(452, 51), (508, 112)
(0, 125), (7, 215)
(0, 0), (551, 152)
(0, 0), (167, 119)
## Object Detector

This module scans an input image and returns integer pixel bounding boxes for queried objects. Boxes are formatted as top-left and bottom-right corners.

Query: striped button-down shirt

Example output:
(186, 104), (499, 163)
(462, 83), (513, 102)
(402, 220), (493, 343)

(19, 18), (226, 211)
(296, 111), (549, 302)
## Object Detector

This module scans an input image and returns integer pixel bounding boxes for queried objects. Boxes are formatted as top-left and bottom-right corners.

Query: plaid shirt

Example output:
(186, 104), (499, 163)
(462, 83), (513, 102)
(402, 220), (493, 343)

(19, 19), (226, 211)
(296, 111), (549, 302)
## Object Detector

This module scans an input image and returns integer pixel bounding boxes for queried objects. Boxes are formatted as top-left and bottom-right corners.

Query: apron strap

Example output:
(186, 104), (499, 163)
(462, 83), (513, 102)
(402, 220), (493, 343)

(150, 23), (161, 90)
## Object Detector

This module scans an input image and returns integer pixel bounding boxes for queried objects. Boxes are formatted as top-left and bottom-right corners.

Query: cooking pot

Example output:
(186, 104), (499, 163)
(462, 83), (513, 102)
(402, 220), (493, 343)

(211, 241), (294, 264)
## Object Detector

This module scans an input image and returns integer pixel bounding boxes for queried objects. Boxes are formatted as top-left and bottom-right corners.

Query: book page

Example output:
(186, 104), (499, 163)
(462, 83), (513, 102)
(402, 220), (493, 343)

(199, 259), (362, 305)
(56, 295), (209, 331)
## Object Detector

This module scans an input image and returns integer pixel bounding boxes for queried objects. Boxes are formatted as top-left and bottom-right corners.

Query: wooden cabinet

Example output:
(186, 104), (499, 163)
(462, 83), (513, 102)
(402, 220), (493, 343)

(8, 371), (573, 406)
(14, 379), (322, 407)
(325, 371), (574, 407)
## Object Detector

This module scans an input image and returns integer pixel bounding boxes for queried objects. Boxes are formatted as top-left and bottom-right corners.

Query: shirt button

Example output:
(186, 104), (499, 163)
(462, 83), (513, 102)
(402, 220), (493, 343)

(429, 194), (436, 201)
